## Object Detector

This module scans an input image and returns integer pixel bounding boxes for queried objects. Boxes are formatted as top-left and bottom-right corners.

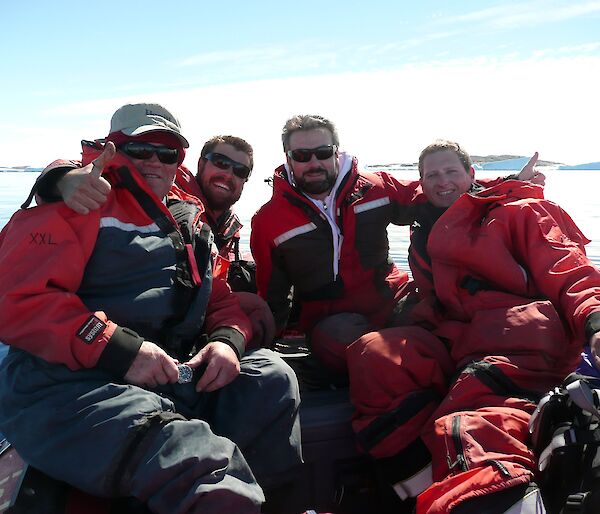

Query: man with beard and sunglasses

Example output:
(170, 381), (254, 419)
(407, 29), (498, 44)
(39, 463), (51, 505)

(30, 133), (276, 349)
(250, 114), (419, 381)
(0, 103), (301, 514)
(250, 115), (542, 382)
(174, 136), (275, 348)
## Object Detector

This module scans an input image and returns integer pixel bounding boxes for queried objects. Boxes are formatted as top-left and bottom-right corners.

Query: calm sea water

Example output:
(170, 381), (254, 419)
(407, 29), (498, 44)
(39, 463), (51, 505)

(1, 169), (599, 273)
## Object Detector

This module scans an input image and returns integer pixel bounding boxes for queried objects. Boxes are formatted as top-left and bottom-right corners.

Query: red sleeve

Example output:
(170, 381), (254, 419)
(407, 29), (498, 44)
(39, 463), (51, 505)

(377, 172), (428, 225)
(478, 176), (506, 188)
(250, 209), (292, 332)
(204, 276), (252, 357)
(21, 159), (82, 207)
(0, 203), (122, 370)
(250, 209), (272, 300)
(511, 201), (600, 340)
(174, 165), (203, 197)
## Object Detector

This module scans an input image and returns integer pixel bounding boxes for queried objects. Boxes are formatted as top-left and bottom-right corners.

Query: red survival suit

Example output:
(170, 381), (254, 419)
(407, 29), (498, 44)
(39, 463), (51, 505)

(347, 181), (600, 513)
(0, 151), (252, 368)
(25, 141), (274, 349)
(251, 154), (423, 371)
(175, 164), (274, 348)
(0, 153), (302, 512)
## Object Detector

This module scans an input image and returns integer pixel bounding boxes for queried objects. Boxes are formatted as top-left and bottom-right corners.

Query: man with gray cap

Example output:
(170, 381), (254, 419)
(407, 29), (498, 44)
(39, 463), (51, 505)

(0, 103), (301, 513)
(29, 117), (275, 350)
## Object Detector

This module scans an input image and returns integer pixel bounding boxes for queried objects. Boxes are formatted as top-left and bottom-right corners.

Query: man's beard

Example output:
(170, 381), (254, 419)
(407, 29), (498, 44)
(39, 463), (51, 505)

(296, 166), (336, 195)
(201, 177), (242, 212)
(204, 189), (241, 211)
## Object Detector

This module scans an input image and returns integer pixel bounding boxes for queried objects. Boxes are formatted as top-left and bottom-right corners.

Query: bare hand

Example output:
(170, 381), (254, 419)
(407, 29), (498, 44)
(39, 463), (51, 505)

(590, 333), (600, 371)
(517, 152), (546, 186)
(58, 142), (115, 214)
(124, 340), (179, 387)
(186, 342), (240, 392)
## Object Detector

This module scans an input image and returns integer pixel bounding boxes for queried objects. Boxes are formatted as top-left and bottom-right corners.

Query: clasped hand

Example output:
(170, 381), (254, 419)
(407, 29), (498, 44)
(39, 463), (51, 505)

(124, 340), (240, 392)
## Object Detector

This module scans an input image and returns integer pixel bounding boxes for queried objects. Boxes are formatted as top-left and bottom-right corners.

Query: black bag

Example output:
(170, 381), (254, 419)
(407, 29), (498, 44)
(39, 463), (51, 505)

(530, 373), (600, 513)
(227, 259), (257, 293)
(227, 239), (257, 293)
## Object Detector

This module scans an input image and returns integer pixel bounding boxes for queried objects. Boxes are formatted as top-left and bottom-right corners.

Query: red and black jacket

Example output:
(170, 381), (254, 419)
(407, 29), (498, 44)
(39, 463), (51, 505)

(251, 156), (425, 332)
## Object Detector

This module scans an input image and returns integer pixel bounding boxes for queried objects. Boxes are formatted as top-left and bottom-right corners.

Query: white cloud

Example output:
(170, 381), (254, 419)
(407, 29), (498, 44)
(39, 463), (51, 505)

(556, 42), (600, 54)
(176, 47), (288, 68)
(437, 1), (600, 30)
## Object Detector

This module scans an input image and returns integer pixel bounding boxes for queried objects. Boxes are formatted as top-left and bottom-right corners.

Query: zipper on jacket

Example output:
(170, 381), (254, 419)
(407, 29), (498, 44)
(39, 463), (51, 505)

(447, 415), (469, 473)
(485, 459), (512, 478)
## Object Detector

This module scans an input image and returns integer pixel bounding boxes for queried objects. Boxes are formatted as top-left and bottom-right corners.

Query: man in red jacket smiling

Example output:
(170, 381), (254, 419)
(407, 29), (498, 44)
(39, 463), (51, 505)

(30, 132), (275, 348)
(0, 103), (301, 514)
(347, 140), (600, 513)
(250, 117), (542, 378)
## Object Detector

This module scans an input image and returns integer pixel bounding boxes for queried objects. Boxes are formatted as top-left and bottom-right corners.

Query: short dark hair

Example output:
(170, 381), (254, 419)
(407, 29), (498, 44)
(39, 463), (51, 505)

(418, 140), (472, 177)
(200, 135), (254, 171)
(281, 115), (339, 151)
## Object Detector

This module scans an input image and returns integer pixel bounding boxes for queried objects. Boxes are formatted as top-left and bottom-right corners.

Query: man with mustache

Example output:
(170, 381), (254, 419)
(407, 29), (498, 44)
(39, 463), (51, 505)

(250, 116), (542, 381)
(31, 134), (275, 348)
(251, 114), (417, 380)
(0, 103), (301, 513)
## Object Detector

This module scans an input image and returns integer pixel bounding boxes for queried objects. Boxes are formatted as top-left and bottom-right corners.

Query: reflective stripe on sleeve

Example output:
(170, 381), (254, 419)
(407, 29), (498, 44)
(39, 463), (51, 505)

(100, 217), (160, 234)
(274, 222), (317, 247)
(353, 197), (390, 214)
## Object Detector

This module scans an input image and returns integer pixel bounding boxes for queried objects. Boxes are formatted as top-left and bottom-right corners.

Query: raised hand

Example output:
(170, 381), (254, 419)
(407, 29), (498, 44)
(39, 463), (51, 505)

(58, 142), (115, 214)
(517, 152), (546, 186)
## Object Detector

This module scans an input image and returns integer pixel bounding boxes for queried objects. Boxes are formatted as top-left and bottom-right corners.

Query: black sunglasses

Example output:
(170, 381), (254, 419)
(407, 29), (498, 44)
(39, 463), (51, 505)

(119, 142), (179, 165)
(204, 152), (252, 180)
(286, 145), (337, 163)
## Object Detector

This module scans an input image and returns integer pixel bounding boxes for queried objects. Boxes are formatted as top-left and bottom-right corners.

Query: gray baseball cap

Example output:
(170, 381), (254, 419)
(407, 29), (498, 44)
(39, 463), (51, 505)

(109, 103), (189, 148)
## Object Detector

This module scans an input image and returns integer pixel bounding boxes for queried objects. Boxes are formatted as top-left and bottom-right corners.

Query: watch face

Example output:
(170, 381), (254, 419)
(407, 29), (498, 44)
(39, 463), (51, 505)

(177, 364), (193, 384)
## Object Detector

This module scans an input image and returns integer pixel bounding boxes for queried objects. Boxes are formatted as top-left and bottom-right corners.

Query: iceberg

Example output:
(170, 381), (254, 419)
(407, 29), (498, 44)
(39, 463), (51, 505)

(473, 157), (531, 171)
(558, 162), (600, 170)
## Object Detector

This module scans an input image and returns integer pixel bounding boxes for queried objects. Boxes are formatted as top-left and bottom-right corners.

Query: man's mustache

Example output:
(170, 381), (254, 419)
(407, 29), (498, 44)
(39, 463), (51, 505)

(208, 176), (235, 189)
(303, 167), (327, 175)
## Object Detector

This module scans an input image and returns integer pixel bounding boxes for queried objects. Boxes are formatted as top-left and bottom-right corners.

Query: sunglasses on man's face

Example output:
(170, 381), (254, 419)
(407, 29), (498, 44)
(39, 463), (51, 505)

(204, 152), (252, 180)
(286, 145), (337, 163)
(119, 142), (180, 165)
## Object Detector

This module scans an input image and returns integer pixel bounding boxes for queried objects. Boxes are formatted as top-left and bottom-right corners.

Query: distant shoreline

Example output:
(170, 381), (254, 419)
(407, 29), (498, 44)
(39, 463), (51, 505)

(365, 155), (600, 171)
(2, 153), (600, 174)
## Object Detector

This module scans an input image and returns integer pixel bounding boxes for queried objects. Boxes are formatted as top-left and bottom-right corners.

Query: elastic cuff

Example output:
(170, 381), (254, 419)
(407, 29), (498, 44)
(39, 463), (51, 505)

(209, 327), (245, 359)
(585, 312), (600, 341)
(96, 326), (144, 378)
(25, 165), (76, 208)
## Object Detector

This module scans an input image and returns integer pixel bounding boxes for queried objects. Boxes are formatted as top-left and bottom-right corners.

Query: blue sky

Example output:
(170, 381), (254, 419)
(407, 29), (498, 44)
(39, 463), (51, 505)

(2, 0), (599, 208)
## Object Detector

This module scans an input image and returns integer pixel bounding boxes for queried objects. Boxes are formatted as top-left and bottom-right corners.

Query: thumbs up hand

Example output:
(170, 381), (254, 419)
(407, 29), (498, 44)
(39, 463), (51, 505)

(517, 152), (545, 186)
(57, 142), (115, 214)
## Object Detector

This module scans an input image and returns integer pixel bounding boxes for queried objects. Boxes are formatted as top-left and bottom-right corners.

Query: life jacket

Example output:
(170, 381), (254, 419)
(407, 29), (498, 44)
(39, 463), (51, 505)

(82, 140), (217, 359)
(162, 199), (215, 359)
